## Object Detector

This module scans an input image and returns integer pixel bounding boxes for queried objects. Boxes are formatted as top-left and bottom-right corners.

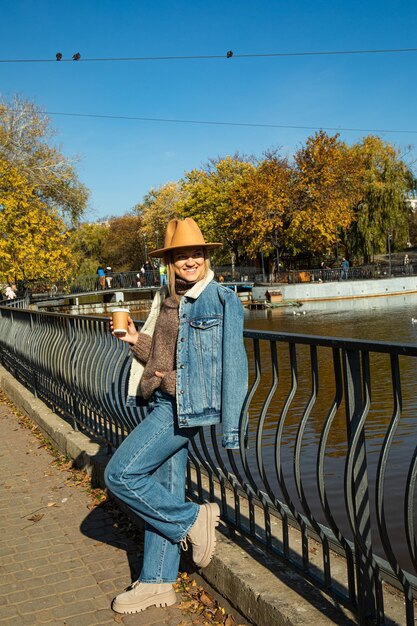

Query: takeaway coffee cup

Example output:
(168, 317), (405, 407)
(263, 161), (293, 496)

(111, 307), (130, 337)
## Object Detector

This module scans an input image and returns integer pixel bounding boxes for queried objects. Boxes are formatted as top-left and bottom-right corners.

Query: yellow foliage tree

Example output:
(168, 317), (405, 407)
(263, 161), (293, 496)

(180, 155), (293, 263)
(180, 157), (257, 262)
(135, 182), (186, 254)
(0, 158), (74, 283)
(230, 154), (293, 258)
(287, 131), (363, 255)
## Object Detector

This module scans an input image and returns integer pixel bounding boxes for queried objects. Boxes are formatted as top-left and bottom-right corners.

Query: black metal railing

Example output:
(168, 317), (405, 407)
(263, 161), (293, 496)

(1, 305), (417, 624)
(0, 296), (31, 309)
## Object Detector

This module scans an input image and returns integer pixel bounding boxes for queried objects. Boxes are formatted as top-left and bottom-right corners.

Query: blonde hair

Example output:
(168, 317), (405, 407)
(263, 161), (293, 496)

(165, 251), (210, 301)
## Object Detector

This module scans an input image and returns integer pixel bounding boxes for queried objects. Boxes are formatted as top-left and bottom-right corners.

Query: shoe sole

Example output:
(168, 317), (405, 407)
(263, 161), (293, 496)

(112, 589), (177, 614)
(197, 502), (220, 569)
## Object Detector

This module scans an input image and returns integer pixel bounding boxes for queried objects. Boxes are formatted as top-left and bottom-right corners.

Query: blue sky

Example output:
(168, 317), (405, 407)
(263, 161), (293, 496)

(1, 0), (416, 220)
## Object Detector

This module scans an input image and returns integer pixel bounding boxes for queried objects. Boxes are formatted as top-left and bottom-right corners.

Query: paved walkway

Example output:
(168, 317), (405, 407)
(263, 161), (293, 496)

(0, 399), (244, 626)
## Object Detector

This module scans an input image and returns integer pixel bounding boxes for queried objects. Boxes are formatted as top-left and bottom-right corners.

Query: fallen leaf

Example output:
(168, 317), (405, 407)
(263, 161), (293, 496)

(178, 601), (195, 610)
(28, 513), (44, 523)
(200, 592), (214, 607)
(47, 502), (58, 507)
(214, 608), (224, 621)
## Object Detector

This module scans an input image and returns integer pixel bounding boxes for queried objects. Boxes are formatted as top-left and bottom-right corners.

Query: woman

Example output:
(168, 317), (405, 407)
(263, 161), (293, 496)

(104, 218), (248, 615)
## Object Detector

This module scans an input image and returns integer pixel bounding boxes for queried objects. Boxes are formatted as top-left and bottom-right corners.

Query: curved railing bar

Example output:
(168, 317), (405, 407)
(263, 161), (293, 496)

(238, 338), (281, 543)
(344, 350), (384, 622)
(224, 337), (274, 538)
(255, 340), (280, 489)
(294, 344), (332, 580)
(187, 440), (209, 501)
(227, 338), (264, 500)
(274, 342), (301, 561)
(250, 340), (292, 551)
(405, 447), (417, 574)
(317, 347), (356, 601)
(376, 353), (415, 624)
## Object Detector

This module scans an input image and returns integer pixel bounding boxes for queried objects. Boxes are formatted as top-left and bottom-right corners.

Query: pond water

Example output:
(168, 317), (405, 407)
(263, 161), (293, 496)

(242, 293), (417, 571)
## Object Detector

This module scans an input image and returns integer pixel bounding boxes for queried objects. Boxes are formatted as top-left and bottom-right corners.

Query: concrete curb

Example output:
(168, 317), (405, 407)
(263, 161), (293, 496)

(0, 366), (355, 626)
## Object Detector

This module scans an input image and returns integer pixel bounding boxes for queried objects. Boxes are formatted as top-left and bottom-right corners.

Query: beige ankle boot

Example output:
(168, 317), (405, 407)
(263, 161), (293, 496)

(112, 581), (177, 614)
(187, 502), (220, 568)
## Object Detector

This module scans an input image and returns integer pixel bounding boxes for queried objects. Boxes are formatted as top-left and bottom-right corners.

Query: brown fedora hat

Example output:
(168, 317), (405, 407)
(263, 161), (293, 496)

(149, 218), (222, 258)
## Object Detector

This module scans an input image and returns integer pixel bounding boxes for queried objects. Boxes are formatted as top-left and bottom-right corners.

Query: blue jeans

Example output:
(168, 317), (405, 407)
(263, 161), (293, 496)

(104, 390), (200, 582)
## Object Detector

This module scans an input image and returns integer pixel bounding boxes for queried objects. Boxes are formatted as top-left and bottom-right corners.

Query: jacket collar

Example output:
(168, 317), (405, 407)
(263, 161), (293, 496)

(185, 269), (214, 300)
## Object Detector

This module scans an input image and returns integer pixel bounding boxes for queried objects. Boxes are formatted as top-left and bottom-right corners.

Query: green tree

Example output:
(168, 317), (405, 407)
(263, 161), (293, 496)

(68, 222), (109, 276)
(347, 136), (415, 262)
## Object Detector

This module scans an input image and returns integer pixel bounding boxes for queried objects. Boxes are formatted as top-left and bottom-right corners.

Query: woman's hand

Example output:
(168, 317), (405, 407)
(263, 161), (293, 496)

(109, 316), (139, 345)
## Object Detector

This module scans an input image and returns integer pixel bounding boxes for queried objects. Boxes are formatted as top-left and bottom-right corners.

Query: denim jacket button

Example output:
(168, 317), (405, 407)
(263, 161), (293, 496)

(180, 389), (184, 394)
(180, 337), (185, 342)
(179, 364), (184, 369)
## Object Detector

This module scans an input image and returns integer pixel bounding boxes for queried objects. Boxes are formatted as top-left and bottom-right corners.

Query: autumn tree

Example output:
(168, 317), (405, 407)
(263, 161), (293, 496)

(287, 131), (363, 256)
(0, 96), (89, 224)
(135, 182), (186, 255)
(235, 152), (293, 259)
(68, 222), (109, 276)
(180, 156), (257, 263)
(0, 158), (74, 283)
(347, 136), (415, 262)
(104, 214), (144, 270)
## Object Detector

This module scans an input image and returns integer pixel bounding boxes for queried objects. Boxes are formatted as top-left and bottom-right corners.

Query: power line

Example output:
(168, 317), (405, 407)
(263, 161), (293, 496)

(1, 47), (417, 63)
(43, 109), (417, 135)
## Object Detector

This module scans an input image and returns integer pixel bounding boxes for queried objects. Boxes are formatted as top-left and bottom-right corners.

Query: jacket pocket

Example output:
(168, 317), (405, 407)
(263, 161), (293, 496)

(189, 317), (222, 411)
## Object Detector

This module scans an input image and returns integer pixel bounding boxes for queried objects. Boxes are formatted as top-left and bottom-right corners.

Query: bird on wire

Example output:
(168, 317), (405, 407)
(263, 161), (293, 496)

(72, 52), (81, 61)
(55, 52), (62, 61)
(226, 50), (233, 58)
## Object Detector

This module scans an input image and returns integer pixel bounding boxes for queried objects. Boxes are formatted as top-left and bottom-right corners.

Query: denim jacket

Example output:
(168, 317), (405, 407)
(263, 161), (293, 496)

(127, 269), (248, 449)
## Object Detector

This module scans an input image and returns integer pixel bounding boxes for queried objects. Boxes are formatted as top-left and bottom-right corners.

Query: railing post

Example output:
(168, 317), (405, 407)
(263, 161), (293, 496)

(343, 349), (382, 625)
(29, 313), (38, 398)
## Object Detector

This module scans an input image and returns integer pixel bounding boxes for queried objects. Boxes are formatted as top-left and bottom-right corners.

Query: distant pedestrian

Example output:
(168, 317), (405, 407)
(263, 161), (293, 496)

(97, 265), (106, 290)
(105, 266), (113, 289)
(158, 261), (167, 286)
(144, 261), (153, 286)
(5, 284), (16, 300)
(136, 273), (142, 288)
(340, 257), (349, 280)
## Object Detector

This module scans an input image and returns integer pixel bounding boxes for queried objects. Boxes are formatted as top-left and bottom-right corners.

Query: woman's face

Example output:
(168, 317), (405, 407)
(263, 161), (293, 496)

(173, 247), (206, 282)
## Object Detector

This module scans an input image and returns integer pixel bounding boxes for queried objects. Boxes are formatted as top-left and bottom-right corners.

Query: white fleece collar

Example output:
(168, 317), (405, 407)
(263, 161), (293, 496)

(185, 269), (214, 299)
